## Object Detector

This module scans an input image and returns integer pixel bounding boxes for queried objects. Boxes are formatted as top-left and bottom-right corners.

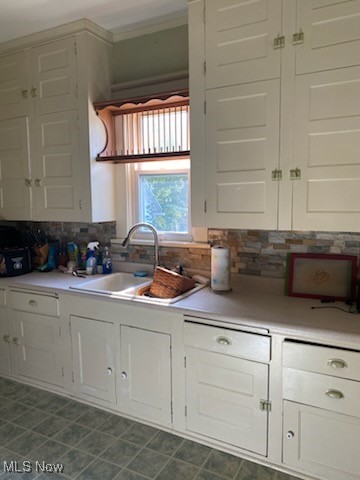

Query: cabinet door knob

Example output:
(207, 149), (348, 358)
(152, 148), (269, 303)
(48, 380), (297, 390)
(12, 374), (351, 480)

(106, 367), (113, 376)
(25, 178), (32, 187)
(326, 389), (344, 399)
(29, 299), (38, 307)
(13, 337), (19, 345)
(31, 87), (37, 97)
(327, 358), (347, 369)
(286, 431), (295, 439)
(121, 371), (127, 379)
(216, 336), (231, 346)
(21, 89), (28, 99)
(3, 334), (10, 343)
(35, 178), (42, 187)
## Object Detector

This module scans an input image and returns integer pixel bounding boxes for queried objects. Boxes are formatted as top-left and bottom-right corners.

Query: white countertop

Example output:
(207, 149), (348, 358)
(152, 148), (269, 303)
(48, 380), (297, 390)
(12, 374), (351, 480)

(1, 271), (360, 347)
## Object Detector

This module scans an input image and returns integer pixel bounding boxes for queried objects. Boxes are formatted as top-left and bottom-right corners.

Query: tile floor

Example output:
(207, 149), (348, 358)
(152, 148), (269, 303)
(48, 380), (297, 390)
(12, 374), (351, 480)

(0, 377), (301, 480)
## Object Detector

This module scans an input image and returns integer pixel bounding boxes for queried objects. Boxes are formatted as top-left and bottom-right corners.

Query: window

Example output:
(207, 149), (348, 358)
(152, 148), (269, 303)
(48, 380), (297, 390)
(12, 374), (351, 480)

(127, 158), (191, 240)
(113, 95), (191, 240)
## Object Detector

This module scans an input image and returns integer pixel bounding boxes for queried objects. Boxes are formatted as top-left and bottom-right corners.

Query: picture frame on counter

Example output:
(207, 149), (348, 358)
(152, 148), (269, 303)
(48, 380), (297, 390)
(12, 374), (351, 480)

(286, 253), (358, 301)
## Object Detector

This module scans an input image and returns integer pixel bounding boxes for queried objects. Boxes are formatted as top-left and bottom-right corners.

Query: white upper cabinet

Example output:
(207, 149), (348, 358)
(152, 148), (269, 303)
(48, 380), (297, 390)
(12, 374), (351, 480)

(0, 22), (115, 223)
(292, 66), (360, 231)
(190, 0), (360, 231)
(0, 117), (32, 220)
(31, 109), (82, 221)
(205, 80), (280, 229)
(0, 51), (29, 120)
(205, 0), (282, 88)
(31, 37), (78, 116)
(295, 0), (360, 75)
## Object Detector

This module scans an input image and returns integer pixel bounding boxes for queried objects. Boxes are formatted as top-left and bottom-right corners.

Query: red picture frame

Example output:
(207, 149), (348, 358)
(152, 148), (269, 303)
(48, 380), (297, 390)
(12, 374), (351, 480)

(287, 253), (358, 301)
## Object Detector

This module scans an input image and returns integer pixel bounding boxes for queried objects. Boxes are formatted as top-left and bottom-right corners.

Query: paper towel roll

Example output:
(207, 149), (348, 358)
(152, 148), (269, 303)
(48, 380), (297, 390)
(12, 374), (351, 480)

(211, 246), (231, 292)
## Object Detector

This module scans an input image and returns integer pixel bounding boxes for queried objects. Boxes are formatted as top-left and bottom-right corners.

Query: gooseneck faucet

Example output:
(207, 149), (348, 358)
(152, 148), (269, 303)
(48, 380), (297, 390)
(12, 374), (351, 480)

(122, 223), (159, 272)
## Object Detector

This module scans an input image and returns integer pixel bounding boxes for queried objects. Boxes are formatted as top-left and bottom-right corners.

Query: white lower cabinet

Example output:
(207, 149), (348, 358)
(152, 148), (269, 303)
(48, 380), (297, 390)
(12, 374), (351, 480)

(0, 288), (11, 375)
(283, 400), (360, 480)
(9, 289), (63, 387)
(184, 320), (270, 455)
(282, 340), (360, 480)
(119, 325), (172, 426)
(70, 315), (116, 404)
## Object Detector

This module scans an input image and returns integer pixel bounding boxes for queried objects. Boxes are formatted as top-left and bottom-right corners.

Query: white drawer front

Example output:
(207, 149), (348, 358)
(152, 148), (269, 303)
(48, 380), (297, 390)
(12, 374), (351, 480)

(283, 341), (360, 382)
(184, 322), (270, 362)
(10, 290), (59, 317)
(0, 289), (6, 307)
(283, 367), (360, 418)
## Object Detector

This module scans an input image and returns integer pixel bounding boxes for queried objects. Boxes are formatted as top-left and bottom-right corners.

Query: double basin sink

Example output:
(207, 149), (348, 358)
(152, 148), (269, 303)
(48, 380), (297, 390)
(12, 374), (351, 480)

(70, 272), (205, 305)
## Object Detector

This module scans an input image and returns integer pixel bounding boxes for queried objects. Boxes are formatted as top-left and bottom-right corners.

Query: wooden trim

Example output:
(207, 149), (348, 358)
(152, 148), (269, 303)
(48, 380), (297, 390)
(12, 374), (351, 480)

(112, 100), (189, 116)
(94, 89), (189, 112)
(97, 151), (190, 163)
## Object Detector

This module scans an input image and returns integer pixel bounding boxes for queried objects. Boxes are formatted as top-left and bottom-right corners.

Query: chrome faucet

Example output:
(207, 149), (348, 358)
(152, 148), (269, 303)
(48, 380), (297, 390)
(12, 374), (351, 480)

(122, 223), (159, 271)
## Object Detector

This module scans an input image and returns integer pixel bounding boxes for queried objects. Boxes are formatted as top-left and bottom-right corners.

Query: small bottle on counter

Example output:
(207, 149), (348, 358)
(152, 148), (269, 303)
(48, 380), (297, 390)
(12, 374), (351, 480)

(86, 242), (99, 275)
(102, 247), (112, 274)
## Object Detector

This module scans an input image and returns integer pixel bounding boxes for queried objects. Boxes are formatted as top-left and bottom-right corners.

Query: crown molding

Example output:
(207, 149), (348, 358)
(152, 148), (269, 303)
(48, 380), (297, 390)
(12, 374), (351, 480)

(112, 13), (188, 42)
(111, 70), (189, 93)
(0, 18), (113, 55)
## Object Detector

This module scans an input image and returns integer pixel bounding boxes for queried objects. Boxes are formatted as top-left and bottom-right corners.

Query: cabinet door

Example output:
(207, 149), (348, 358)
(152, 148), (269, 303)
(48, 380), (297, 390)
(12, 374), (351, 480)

(71, 316), (116, 404)
(292, 66), (360, 231)
(185, 347), (269, 455)
(31, 37), (78, 116)
(32, 109), (82, 221)
(205, 0), (282, 88)
(283, 400), (360, 480)
(296, 0), (360, 75)
(0, 297), (11, 375)
(205, 79), (280, 229)
(0, 51), (29, 120)
(120, 326), (172, 426)
(11, 311), (63, 387)
(0, 117), (32, 220)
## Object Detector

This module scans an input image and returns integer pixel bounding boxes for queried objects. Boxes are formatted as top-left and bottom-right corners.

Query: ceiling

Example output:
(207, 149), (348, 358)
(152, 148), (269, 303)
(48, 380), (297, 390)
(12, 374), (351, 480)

(0, 0), (187, 44)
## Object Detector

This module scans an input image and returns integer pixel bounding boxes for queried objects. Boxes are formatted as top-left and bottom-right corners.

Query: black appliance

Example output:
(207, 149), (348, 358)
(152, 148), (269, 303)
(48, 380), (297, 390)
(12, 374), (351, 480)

(0, 226), (32, 277)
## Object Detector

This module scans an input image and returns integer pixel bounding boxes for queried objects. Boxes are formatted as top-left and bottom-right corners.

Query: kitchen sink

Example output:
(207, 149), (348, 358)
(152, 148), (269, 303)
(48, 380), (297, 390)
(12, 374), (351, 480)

(69, 272), (205, 304)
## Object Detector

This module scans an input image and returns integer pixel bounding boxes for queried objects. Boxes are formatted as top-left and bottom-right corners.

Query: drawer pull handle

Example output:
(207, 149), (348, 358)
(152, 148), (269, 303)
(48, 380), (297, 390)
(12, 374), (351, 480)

(216, 336), (231, 346)
(29, 300), (38, 307)
(3, 334), (10, 343)
(286, 431), (295, 439)
(326, 389), (344, 399)
(327, 358), (347, 369)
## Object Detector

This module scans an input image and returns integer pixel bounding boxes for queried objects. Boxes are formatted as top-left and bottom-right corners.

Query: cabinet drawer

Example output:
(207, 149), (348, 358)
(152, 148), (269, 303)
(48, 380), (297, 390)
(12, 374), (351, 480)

(283, 367), (360, 418)
(184, 322), (270, 362)
(283, 341), (360, 382)
(9, 290), (59, 317)
(0, 289), (6, 307)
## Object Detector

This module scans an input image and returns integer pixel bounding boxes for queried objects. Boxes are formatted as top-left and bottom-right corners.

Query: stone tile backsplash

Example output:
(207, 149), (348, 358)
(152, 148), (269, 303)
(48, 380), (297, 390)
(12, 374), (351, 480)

(2, 221), (360, 279)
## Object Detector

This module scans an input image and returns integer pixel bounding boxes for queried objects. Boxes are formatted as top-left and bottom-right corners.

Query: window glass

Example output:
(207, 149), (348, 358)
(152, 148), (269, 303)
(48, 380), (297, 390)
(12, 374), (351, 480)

(139, 172), (189, 233)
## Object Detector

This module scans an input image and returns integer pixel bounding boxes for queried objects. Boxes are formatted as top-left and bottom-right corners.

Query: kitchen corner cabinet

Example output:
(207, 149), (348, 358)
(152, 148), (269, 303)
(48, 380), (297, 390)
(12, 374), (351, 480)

(0, 288), (11, 375)
(8, 289), (64, 388)
(0, 26), (115, 222)
(189, 0), (360, 232)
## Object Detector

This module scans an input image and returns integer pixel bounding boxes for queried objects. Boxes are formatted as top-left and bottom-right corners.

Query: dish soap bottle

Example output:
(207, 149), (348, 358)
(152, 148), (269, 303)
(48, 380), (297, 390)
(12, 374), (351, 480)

(86, 242), (99, 275)
(102, 246), (112, 274)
